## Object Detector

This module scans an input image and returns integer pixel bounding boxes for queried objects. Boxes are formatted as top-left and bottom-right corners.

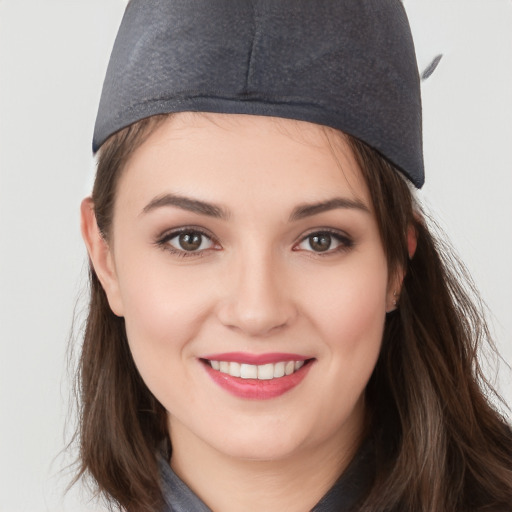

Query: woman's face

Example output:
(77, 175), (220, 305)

(94, 113), (395, 462)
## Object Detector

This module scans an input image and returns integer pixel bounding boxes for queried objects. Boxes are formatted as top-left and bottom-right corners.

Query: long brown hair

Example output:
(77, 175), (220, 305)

(73, 117), (512, 512)
(348, 137), (512, 511)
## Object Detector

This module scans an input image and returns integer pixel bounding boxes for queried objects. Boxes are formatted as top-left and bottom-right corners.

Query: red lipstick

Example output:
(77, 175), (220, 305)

(201, 353), (314, 400)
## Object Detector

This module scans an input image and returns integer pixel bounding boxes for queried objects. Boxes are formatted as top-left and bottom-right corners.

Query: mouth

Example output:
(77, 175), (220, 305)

(204, 359), (309, 380)
(200, 354), (315, 399)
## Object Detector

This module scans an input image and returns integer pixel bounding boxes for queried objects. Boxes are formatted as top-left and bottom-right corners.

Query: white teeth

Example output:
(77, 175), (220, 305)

(209, 359), (307, 380)
(273, 361), (285, 378)
(240, 363), (258, 379)
(229, 361), (241, 377)
(257, 363), (274, 380)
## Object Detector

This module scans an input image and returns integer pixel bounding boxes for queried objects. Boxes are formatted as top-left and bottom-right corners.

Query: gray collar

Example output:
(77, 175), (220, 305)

(158, 441), (374, 512)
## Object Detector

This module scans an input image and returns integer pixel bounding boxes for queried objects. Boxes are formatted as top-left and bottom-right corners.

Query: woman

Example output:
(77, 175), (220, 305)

(75, 1), (512, 511)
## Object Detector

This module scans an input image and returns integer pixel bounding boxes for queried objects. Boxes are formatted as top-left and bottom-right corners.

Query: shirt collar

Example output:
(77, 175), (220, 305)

(158, 440), (374, 512)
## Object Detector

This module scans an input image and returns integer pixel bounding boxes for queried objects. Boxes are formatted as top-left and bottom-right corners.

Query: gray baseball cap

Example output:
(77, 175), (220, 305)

(93, 0), (424, 187)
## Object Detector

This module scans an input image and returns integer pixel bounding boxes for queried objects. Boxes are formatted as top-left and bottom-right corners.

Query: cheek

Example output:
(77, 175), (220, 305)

(117, 271), (214, 414)
(300, 254), (388, 399)
(304, 256), (388, 347)
(114, 254), (213, 378)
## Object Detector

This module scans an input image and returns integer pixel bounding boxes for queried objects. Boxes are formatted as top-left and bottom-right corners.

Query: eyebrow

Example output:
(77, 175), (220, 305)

(141, 193), (229, 219)
(141, 193), (369, 222)
(289, 197), (370, 221)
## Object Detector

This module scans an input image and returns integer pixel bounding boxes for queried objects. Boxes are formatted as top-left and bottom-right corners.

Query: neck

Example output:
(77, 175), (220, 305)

(169, 418), (365, 512)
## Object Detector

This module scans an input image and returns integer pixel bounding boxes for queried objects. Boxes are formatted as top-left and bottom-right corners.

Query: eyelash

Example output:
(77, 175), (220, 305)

(155, 227), (219, 258)
(155, 227), (354, 258)
(293, 229), (354, 256)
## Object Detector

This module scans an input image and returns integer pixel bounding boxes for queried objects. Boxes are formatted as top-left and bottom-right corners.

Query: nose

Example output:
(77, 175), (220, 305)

(216, 250), (297, 337)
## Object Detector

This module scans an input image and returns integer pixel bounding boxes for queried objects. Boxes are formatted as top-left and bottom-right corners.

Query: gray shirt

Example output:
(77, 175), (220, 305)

(158, 442), (374, 512)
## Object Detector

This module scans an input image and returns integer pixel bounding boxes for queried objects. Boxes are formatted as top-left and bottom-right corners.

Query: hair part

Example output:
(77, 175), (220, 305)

(72, 117), (512, 512)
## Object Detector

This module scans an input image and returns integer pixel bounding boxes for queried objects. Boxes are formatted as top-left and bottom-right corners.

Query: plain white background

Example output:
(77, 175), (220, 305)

(0, 1), (511, 510)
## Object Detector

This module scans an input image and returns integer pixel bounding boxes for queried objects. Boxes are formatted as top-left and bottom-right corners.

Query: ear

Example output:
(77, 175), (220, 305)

(407, 223), (418, 260)
(386, 223), (418, 313)
(80, 197), (124, 316)
(385, 271), (403, 314)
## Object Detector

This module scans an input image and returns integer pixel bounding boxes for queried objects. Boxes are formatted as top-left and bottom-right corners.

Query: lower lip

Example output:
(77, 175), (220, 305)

(202, 360), (314, 399)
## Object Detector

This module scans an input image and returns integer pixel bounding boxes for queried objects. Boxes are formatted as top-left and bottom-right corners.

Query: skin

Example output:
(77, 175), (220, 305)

(82, 113), (402, 512)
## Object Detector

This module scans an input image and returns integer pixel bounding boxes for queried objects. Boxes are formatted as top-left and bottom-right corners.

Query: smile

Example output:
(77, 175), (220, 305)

(201, 353), (314, 399)
(208, 360), (305, 380)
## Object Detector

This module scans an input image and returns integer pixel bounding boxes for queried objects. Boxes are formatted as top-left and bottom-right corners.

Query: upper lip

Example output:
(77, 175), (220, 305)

(201, 352), (311, 365)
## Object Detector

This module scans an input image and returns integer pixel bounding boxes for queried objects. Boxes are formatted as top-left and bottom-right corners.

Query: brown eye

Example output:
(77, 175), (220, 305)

(179, 232), (203, 251)
(309, 234), (332, 252)
(295, 230), (353, 254)
(167, 230), (214, 252)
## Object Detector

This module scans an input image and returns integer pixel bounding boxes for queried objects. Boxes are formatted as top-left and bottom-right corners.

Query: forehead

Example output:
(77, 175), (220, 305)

(117, 113), (371, 214)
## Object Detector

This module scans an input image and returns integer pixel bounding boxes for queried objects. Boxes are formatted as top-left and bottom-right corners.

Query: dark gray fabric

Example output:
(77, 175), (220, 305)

(311, 441), (375, 512)
(158, 441), (374, 511)
(159, 457), (212, 512)
(93, 0), (424, 188)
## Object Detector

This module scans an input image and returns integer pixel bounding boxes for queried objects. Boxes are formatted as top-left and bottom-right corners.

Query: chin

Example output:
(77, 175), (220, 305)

(173, 413), (314, 462)
(215, 433), (307, 462)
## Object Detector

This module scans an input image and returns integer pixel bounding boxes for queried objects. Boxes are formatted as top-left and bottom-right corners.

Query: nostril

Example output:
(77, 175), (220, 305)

(217, 301), (295, 337)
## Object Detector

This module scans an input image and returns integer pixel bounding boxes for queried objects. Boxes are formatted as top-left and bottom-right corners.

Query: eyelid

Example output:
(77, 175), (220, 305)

(155, 226), (221, 257)
(293, 228), (354, 254)
(154, 226), (353, 257)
